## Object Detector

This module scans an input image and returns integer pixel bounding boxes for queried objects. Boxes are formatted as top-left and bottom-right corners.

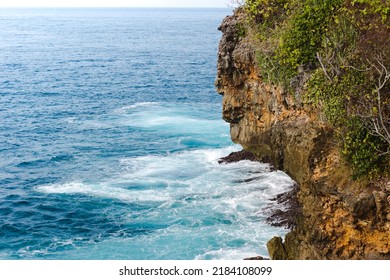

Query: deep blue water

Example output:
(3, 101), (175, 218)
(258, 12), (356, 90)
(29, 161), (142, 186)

(0, 8), (292, 259)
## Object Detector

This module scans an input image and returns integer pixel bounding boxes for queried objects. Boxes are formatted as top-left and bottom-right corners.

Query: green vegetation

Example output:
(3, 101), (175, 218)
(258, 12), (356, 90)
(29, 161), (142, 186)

(240, 0), (390, 178)
(235, 22), (248, 38)
(343, 118), (388, 179)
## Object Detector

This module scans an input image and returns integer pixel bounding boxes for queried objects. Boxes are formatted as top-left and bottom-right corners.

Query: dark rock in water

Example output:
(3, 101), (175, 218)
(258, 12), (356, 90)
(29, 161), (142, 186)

(233, 175), (266, 184)
(243, 256), (269, 260)
(218, 150), (258, 164)
(265, 184), (301, 230)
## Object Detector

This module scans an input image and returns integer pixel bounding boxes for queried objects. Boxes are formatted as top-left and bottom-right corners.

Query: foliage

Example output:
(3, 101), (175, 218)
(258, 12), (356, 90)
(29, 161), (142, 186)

(307, 69), (346, 126)
(349, 0), (390, 23)
(276, 0), (342, 70)
(243, 0), (343, 86)
(244, 0), (290, 26)
(235, 22), (248, 38)
(343, 118), (388, 179)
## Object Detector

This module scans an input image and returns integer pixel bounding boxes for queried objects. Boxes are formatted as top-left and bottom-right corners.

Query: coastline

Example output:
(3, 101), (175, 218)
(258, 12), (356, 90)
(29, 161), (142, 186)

(218, 149), (299, 260)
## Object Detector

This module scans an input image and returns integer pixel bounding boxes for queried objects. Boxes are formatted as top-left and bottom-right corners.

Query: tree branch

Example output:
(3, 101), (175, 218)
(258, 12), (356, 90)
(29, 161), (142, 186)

(316, 52), (333, 82)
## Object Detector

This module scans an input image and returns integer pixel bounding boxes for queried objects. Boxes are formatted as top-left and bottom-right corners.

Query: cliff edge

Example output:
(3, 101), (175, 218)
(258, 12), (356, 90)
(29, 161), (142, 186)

(216, 11), (389, 259)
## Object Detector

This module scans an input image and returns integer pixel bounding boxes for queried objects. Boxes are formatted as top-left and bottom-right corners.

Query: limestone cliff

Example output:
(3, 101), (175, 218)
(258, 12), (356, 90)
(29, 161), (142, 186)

(216, 12), (390, 260)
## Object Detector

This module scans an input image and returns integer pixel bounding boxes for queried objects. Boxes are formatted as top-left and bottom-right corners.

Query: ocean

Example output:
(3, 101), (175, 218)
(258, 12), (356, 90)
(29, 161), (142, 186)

(0, 8), (293, 259)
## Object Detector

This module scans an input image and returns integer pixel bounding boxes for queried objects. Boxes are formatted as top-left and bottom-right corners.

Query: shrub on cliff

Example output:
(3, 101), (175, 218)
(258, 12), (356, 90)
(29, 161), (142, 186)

(240, 0), (389, 178)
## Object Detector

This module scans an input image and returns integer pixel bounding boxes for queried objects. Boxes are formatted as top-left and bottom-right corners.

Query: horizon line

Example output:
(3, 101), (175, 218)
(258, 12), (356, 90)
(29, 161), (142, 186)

(0, 6), (231, 8)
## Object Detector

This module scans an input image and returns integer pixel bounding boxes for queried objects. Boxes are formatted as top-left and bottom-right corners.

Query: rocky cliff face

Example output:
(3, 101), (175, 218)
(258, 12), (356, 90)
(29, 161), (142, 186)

(216, 12), (390, 260)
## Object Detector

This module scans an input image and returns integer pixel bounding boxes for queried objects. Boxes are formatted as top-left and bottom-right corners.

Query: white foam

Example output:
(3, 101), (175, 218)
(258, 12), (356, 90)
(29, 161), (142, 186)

(36, 146), (295, 220)
(17, 247), (49, 259)
(114, 102), (160, 112)
(111, 102), (229, 134)
(121, 114), (223, 131)
(120, 145), (241, 171)
(34, 145), (295, 259)
(117, 146), (294, 207)
(195, 247), (263, 260)
(65, 117), (77, 123)
(35, 182), (170, 203)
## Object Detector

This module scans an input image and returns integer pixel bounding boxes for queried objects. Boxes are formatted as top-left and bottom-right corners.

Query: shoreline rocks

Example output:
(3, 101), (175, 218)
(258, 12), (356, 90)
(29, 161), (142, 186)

(218, 150), (258, 164)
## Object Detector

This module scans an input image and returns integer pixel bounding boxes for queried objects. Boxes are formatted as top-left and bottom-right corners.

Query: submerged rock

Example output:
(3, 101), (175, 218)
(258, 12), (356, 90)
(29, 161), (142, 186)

(266, 185), (301, 230)
(243, 256), (269, 260)
(218, 150), (258, 164)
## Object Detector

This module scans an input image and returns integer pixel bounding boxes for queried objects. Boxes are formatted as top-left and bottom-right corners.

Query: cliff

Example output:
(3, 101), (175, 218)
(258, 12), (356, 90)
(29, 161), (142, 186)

(216, 11), (390, 259)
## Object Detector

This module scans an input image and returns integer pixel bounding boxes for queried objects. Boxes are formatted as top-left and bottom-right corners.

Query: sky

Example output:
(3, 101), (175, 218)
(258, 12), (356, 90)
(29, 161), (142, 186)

(0, 0), (231, 8)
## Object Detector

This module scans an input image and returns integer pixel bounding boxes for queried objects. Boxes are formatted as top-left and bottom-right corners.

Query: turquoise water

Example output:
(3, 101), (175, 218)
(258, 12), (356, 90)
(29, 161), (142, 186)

(0, 8), (292, 259)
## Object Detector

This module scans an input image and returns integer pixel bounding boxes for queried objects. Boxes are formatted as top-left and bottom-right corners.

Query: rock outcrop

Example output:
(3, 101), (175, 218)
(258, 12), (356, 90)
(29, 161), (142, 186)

(216, 12), (390, 259)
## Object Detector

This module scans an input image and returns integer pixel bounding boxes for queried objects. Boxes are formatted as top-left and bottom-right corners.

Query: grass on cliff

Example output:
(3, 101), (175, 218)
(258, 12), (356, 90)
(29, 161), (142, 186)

(240, 0), (390, 179)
